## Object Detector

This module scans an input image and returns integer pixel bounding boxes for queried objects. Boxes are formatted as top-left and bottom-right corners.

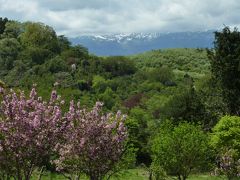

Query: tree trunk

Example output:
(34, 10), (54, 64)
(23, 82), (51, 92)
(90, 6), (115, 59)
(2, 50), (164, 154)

(178, 174), (182, 180)
(37, 166), (44, 180)
(90, 175), (101, 180)
(149, 171), (152, 180)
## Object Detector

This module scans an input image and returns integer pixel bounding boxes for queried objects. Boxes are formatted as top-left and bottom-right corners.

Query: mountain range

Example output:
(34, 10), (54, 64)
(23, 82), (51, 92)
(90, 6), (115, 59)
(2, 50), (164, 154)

(70, 31), (215, 56)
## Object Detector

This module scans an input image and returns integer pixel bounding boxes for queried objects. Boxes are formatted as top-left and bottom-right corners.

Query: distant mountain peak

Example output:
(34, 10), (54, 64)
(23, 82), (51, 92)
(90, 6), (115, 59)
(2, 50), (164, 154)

(70, 31), (215, 56)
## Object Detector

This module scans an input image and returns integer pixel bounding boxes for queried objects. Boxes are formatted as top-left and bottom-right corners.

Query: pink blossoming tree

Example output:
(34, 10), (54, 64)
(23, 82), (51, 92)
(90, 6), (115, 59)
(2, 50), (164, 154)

(54, 101), (128, 180)
(0, 86), (129, 180)
(0, 87), (70, 180)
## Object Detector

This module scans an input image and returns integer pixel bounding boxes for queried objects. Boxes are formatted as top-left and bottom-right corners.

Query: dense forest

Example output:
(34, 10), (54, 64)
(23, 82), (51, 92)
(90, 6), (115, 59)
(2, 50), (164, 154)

(0, 17), (240, 180)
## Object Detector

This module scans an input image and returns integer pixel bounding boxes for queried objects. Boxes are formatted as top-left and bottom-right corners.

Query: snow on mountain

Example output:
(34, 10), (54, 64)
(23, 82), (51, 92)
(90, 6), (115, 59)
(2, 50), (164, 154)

(70, 31), (215, 56)
(91, 33), (162, 42)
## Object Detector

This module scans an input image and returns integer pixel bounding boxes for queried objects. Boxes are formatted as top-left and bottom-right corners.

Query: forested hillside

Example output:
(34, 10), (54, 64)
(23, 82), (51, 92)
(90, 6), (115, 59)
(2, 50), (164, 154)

(0, 18), (240, 180)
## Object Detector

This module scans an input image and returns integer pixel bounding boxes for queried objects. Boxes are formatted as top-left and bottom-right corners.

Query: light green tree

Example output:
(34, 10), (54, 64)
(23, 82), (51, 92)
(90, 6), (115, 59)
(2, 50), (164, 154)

(211, 116), (240, 179)
(151, 122), (209, 180)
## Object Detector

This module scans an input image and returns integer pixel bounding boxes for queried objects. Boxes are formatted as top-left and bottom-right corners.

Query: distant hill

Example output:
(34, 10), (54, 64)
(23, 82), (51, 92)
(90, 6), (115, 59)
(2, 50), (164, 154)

(70, 31), (215, 56)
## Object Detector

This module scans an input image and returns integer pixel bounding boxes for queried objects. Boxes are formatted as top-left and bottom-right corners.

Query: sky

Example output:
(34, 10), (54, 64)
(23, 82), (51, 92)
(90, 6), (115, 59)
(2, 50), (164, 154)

(0, 0), (240, 37)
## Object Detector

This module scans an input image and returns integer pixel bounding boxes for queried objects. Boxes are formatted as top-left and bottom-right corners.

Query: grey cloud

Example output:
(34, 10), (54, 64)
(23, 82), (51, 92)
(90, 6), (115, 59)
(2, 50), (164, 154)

(38, 0), (120, 11)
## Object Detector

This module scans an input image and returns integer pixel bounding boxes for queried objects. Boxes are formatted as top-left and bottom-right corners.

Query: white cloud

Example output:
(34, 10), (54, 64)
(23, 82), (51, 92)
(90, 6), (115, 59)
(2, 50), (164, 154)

(0, 0), (240, 36)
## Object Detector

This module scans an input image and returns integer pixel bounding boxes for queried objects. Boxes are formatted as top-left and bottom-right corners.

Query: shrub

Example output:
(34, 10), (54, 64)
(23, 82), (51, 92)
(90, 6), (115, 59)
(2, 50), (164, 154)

(211, 115), (240, 179)
(151, 121), (209, 180)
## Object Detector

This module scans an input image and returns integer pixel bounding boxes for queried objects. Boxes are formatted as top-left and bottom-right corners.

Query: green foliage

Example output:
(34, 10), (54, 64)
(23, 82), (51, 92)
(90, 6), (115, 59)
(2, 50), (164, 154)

(0, 17), (8, 35)
(208, 27), (240, 115)
(92, 75), (107, 93)
(1, 19), (237, 177)
(211, 116), (240, 179)
(1, 21), (22, 38)
(61, 45), (88, 59)
(211, 116), (240, 152)
(46, 56), (69, 73)
(130, 48), (209, 74)
(126, 108), (153, 166)
(102, 56), (137, 77)
(147, 66), (175, 84)
(21, 46), (52, 65)
(99, 87), (119, 110)
(162, 86), (206, 124)
(196, 75), (227, 128)
(57, 35), (71, 52)
(20, 22), (59, 52)
(0, 80), (5, 87)
(0, 38), (21, 70)
(151, 121), (209, 180)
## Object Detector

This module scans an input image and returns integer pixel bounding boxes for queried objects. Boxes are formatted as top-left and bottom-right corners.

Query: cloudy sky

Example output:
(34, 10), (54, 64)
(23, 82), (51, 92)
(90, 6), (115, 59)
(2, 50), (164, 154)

(0, 0), (240, 37)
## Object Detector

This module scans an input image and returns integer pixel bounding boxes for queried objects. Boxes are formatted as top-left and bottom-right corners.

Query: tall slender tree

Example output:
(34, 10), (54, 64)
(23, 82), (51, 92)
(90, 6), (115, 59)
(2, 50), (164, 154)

(0, 17), (8, 35)
(208, 27), (240, 115)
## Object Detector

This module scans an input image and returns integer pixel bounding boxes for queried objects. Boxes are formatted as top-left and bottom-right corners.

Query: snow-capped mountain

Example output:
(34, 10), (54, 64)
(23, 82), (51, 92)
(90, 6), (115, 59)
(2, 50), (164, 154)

(70, 31), (215, 56)
(90, 33), (161, 43)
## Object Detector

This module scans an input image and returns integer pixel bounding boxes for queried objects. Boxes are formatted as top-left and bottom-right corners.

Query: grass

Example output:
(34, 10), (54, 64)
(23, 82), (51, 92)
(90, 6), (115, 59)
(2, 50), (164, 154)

(31, 169), (227, 180)
(188, 174), (225, 180)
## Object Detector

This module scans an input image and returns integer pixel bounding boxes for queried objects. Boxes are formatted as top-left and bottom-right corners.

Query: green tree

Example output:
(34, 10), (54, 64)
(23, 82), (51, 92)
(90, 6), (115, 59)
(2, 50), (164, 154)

(0, 80), (5, 88)
(148, 66), (174, 84)
(162, 86), (206, 124)
(102, 56), (136, 77)
(92, 75), (107, 93)
(127, 107), (152, 166)
(46, 56), (69, 73)
(1, 21), (22, 38)
(151, 122), (208, 180)
(208, 27), (240, 115)
(0, 17), (8, 35)
(197, 75), (227, 128)
(211, 116), (240, 179)
(211, 116), (240, 153)
(99, 87), (118, 110)
(61, 45), (88, 60)
(0, 38), (21, 70)
(20, 46), (51, 65)
(58, 35), (71, 52)
(20, 22), (60, 53)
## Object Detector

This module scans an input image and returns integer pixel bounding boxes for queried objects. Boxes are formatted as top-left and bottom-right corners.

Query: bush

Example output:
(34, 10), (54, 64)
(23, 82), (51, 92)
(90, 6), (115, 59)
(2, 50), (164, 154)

(151, 121), (209, 180)
(102, 56), (136, 77)
(211, 116), (240, 179)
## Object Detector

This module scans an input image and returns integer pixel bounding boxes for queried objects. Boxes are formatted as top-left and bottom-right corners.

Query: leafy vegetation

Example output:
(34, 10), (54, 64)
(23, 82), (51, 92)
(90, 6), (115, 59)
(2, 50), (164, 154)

(0, 18), (240, 179)
(151, 121), (209, 180)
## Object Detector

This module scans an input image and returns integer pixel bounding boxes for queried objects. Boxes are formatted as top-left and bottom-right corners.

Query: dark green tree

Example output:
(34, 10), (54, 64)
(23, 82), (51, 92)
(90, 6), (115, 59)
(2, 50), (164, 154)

(208, 27), (240, 115)
(102, 56), (136, 77)
(58, 35), (71, 52)
(0, 38), (21, 70)
(162, 86), (206, 124)
(0, 17), (8, 35)
(1, 21), (22, 38)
